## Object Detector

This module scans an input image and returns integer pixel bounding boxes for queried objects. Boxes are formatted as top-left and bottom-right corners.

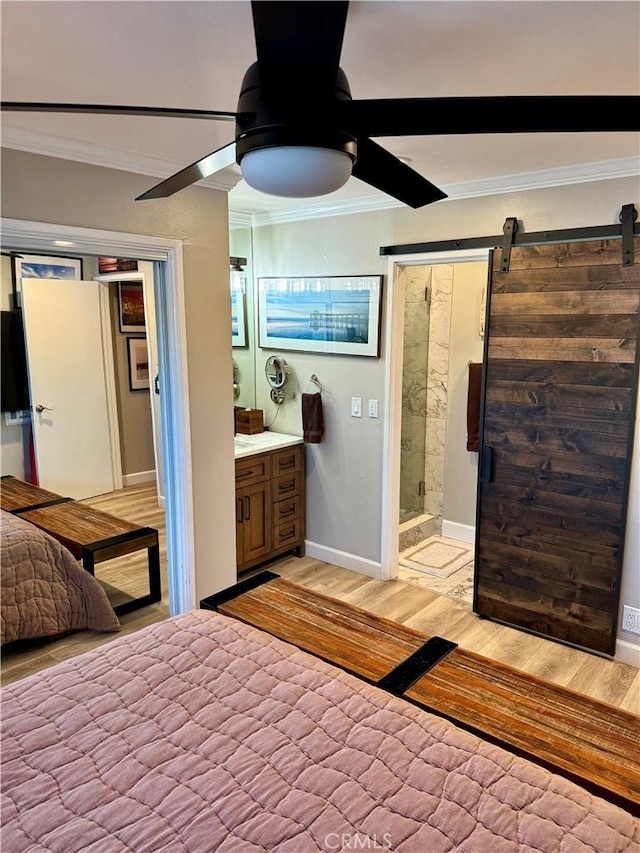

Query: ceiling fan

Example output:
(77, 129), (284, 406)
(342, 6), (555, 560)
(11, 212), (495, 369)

(2, 1), (638, 209)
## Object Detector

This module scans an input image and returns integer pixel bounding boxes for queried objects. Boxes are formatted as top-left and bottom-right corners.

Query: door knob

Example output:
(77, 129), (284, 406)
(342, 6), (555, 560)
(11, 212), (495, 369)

(35, 404), (53, 413)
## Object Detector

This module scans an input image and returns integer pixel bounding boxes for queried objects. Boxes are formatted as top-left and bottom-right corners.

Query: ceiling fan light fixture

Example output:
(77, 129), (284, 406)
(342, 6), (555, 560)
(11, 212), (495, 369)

(240, 146), (353, 198)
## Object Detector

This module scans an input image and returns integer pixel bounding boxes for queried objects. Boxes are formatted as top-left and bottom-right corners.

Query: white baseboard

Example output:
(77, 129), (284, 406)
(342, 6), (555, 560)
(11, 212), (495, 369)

(123, 469), (156, 487)
(441, 520), (476, 545)
(614, 638), (640, 667)
(304, 541), (382, 580)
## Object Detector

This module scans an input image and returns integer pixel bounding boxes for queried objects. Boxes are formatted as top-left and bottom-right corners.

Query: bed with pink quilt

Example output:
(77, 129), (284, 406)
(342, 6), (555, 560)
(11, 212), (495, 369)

(1, 609), (638, 851)
(1, 509), (119, 646)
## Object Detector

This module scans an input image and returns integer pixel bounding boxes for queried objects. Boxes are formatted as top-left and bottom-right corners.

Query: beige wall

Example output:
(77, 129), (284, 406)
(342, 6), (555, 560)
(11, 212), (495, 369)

(444, 261), (487, 529)
(1, 148), (237, 601)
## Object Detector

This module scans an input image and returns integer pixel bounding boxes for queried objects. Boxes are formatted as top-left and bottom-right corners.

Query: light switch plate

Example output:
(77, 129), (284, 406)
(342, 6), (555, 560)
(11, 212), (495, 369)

(351, 397), (362, 417)
(368, 399), (379, 418)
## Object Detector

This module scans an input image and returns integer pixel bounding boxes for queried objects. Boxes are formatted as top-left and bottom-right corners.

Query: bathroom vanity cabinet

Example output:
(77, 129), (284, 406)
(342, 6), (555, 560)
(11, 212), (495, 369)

(234, 436), (305, 573)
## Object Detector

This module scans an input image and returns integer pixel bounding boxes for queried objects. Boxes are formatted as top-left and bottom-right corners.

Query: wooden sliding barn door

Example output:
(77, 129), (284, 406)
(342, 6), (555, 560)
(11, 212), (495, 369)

(475, 238), (640, 655)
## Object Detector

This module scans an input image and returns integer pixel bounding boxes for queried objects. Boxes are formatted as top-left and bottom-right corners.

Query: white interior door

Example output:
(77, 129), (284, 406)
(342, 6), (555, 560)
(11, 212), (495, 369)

(21, 277), (121, 499)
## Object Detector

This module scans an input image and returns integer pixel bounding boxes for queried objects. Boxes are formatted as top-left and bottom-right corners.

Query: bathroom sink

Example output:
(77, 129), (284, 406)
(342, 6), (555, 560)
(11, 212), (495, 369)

(233, 437), (254, 449)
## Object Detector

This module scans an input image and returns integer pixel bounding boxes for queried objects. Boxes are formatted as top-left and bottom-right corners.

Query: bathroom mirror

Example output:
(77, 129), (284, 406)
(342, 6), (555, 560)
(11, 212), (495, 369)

(265, 355), (290, 389)
(232, 359), (240, 399)
(229, 225), (256, 408)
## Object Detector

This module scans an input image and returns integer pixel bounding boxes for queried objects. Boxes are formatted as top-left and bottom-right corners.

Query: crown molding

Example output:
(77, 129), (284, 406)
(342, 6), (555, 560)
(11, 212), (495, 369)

(1, 126), (241, 193)
(229, 211), (253, 228)
(243, 156), (640, 227)
(2, 126), (637, 225)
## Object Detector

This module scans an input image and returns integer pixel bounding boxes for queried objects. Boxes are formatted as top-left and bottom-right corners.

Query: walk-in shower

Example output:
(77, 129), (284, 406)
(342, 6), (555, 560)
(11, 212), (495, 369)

(398, 263), (455, 549)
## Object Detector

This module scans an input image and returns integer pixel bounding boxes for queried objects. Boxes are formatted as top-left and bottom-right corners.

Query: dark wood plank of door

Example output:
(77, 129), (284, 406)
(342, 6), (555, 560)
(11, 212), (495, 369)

(475, 238), (640, 655)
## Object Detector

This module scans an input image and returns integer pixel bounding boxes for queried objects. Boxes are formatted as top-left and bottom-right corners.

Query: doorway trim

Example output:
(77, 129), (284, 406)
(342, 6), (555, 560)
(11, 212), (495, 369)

(1, 217), (194, 615)
(381, 248), (490, 581)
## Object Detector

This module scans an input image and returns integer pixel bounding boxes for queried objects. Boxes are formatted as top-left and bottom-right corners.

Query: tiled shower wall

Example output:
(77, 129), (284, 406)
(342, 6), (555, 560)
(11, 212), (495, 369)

(400, 264), (453, 532)
(424, 264), (453, 532)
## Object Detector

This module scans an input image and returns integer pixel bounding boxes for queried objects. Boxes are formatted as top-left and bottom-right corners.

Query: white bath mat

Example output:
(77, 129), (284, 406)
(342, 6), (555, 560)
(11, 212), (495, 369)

(399, 535), (473, 578)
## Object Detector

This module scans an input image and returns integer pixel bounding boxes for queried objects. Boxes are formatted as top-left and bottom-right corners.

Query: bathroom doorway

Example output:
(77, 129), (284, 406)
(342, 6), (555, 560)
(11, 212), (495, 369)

(384, 252), (489, 601)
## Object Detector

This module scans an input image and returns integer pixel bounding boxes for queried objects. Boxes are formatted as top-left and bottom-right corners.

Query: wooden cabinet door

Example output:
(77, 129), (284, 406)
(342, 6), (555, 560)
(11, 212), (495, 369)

(475, 238), (640, 655)
(237, 480), (272, 569)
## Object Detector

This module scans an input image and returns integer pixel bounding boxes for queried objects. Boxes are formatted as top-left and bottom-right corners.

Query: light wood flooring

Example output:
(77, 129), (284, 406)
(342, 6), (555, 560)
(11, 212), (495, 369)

(2, 483), (639, 718)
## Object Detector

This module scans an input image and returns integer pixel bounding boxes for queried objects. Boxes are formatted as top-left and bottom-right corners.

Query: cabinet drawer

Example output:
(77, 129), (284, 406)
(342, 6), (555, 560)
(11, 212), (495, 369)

(273, 495), (301, 524)
(235, 455), (269, 485)
(273, 517), (302, 550)
(272, 446), (301, 479)
(272, 471), (301, 501)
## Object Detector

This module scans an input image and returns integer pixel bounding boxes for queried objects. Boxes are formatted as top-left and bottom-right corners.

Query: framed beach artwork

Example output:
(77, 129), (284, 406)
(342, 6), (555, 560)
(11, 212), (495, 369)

(12, 253), (82, 286)
(258, 275), (383, 357)
(118, 282), (146, 333)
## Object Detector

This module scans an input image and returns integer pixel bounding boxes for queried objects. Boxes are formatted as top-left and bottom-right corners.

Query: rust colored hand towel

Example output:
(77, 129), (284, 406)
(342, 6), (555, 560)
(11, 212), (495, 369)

(467, 362), (482, 452)
(302, 392), (324, 443)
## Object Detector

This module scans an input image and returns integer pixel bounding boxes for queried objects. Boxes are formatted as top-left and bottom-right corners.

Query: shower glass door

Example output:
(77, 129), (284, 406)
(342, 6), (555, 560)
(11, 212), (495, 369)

(399, 266), (431, 523)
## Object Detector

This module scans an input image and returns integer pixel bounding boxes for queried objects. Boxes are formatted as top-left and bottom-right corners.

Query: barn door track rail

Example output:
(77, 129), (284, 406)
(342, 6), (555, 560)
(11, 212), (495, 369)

(380, 203), (639, 271)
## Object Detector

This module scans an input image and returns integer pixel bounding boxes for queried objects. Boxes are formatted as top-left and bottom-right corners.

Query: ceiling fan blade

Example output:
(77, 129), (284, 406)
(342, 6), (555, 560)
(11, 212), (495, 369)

(136, 142), (237, 201)
(341, 96), (640, 137)
(352, 137), (447, 208)
(251, 1), (349, 97)
(0, 102), (238, 121)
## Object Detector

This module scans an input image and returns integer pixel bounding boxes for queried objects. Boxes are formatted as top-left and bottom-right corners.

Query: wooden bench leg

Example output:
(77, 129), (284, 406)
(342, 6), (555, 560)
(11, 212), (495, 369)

(83, 551), (96, 576)
(82, 528), (162, 617)
(148, 538), (162, 604)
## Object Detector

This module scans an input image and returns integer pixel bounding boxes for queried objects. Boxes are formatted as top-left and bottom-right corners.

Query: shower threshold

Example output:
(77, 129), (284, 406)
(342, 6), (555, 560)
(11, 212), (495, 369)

(399, 512), (436, 552)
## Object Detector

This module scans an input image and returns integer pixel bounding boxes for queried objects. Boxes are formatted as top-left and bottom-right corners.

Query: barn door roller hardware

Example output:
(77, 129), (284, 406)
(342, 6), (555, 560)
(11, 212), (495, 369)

(500, 217), (518, 272)
(620, 204), (637, 266)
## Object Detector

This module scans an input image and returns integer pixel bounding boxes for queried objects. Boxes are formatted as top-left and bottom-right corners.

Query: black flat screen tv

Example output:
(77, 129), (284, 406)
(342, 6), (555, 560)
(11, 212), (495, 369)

(1, 309), (30, 413)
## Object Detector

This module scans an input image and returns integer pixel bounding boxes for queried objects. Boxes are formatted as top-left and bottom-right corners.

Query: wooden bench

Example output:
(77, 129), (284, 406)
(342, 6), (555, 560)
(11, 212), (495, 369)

(2, 476), (161, 617)
(201, 571), (640, 814)
(0, 474), (72, 513)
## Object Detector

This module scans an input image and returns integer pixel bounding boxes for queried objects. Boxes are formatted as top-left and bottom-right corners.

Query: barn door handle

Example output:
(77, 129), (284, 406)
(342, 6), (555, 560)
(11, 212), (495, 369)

(479, 446), (493, 484)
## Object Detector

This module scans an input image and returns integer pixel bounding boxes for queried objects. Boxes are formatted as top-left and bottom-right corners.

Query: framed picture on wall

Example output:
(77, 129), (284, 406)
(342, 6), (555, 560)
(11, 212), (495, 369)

(258, 275), (383, 357)
(98, 257), (138, 274)
(12, 253), (83, 287)
(118, 282), (146, 332)
(127, 337), (150, 391)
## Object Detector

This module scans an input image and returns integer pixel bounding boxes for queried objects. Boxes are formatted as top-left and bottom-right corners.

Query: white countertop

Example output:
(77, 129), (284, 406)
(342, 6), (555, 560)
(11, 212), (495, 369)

(234, 431), (304, 459)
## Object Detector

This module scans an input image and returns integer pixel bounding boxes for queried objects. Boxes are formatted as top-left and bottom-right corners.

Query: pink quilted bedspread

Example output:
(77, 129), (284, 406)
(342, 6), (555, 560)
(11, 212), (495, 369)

(1, 610), (638, 852)
(1, 510), (119, 645)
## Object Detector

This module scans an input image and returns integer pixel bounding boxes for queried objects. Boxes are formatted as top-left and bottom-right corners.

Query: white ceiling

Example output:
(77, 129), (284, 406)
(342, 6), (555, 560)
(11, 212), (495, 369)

(1, 1), (639, 219)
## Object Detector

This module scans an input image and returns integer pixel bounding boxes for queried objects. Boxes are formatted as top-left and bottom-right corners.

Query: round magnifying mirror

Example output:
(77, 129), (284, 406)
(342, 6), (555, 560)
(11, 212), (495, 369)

(265, 355), (289, 389)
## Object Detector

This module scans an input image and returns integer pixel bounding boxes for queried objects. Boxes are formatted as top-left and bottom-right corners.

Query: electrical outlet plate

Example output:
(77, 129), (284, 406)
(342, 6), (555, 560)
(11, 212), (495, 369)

(622, 605), (640, 635)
